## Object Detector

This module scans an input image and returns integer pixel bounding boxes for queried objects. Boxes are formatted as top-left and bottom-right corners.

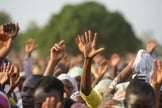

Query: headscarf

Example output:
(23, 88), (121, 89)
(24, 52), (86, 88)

(132, 49), (154, 82)
(0, 91), (10, 108)
(94, 79), (112, 99)
(57, 74), (78, 93)
(68, 66), (82, 78)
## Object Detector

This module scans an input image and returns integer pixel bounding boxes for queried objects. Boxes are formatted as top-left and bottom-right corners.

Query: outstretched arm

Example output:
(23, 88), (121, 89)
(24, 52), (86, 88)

(146, 39), (157, 54)
(151, 60), (162, 108)
(44, 40), (65, 76)
(23, 38), (37, 78)
(76, 30), (104, 95)
(105, 58), (134, 96)
(0, 22), (19, 59)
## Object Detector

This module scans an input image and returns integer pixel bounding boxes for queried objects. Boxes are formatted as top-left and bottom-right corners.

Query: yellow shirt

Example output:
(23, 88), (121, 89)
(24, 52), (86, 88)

(80, 89), (101, 108)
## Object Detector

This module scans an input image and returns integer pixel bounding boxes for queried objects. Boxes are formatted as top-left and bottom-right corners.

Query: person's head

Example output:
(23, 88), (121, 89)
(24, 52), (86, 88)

(125, 79), (155, 108)
(34, 76), (64, 108)
(22, 75), (43, 108)
(54, 63), (68, 77)
(0, 91), (10, 108)
(57, 74), (78, 98)
(64, 98), (75, 108)
(68, 66), (82, 90)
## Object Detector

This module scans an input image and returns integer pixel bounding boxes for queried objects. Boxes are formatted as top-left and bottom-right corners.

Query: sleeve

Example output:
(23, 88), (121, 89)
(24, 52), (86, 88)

(23, 57), (33, 78)
(80, 88), (101, 108)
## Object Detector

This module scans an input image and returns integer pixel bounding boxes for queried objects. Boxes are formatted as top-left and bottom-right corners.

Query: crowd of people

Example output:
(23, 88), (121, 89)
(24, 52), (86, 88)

(0, 22), (162, 108)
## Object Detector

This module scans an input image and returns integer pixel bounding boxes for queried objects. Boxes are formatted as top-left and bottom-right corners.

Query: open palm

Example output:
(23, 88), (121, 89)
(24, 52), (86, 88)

(76, 30), (104, 58)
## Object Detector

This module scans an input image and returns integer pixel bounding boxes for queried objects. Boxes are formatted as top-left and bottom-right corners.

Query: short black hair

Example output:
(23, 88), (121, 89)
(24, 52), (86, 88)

(36, 76), (64, 101)
(23, 74), (43, 87)
(125, 79), (155, 104)
(64, 98), (75, 108)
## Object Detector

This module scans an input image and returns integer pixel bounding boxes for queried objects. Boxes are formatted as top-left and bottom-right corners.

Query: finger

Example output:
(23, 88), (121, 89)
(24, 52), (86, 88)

(95, 48), (105, 56)
(93, 32), (97, 44)
(11, 23), (16, 33)
(3, 63), (6, 72)
(85, 31), (88, 43)
(56, 102), (63, 108)
(50, 97), (56, 108)
(55, 43), (61, 49)
(46, 97), (50, 108)
(41, 101), (46, 108)
(8, 64), (13, 75)
(15, 22), (19, 33)
(15, 75), (21, 83)
(81, 35), (85, 44)
(53, 46), (60, 52)
(59, 40), (64, 46)
(157, 60), (161, 71)
(88, 30), (92, 42)
(6, 62), (11, 72)
(76, 35), (82, 44)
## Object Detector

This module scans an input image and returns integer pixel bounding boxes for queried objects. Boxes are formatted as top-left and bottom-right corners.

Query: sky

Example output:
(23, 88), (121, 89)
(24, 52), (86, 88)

(0, 0), (162, 44)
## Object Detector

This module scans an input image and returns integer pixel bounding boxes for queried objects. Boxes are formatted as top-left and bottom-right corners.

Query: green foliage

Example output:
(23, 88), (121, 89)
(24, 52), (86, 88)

(0, 11), (11, 24)
(18, 1), (142, 56)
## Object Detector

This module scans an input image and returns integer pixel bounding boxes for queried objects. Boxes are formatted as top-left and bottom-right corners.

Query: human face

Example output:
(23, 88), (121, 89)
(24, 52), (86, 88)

(22, 79), (37, 108)
(61, 79), (73, 98)
(75, 76), (81, 90)
(126, 94), (154, 108)
(34, 88), (62, 108)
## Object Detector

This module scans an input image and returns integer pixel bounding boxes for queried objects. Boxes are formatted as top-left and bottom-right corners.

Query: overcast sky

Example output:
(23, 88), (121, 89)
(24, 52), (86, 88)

(0, 0), (162, 44)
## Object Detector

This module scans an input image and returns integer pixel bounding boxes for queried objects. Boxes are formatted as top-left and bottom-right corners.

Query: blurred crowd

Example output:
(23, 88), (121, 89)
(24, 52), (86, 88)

(0, 22), (161, 108)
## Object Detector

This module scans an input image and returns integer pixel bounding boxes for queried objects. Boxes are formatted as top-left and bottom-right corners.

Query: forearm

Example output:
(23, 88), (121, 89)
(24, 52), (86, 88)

(44, 59), (58, 76)
(111, 66), (117, 79)
(92, 72), (105, 87)
(151, 84), (161, 108)
(109, 64), (132, 92)
(81, 58), (92, 96)
(0, 38), (12, 59)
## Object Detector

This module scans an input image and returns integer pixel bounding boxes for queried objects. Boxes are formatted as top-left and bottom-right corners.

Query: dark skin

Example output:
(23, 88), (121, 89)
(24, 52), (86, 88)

(41, 97), (63, 108)
(44, 40), (65, 76)
(151, 60), (162, 108)
(34, 88), (63, 108)
(92, 59), (109, 87)
(0, 22), (19, 59)
(75, 30), (104, 96)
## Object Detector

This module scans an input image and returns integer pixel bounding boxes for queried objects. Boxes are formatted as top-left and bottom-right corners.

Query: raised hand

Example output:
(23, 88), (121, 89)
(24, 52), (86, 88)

(110, 53), (120, 67)
(76, 30), (104, 59)
(98, 59), (109, 75)
(41, 97), (63, 108)
(146, 39), (157, 54)
(44, 40), (65, 76)
(50, 40), (65, 62)
(25, 38), (37, 56)
(0, 62), (12, 87)
(6, 63), (20, 96)
(0, 22), (19, 38)
(150, 60), (162, 108)
(151, 60), (162, 87)
(0, 22), (19, 59)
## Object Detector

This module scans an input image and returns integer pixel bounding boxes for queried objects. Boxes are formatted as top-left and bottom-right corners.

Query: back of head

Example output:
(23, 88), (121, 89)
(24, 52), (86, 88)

(23, 74), (43, 87)
(36, 76), (64, 97)
(125, 79), (155, 105)
(64, 98), (75, 108)
(34, 76), (64, 108)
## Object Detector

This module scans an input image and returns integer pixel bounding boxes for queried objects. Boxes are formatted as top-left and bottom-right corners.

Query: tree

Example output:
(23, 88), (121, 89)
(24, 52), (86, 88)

(19, 1), (142, 57)
(0, 11), (11, 24)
